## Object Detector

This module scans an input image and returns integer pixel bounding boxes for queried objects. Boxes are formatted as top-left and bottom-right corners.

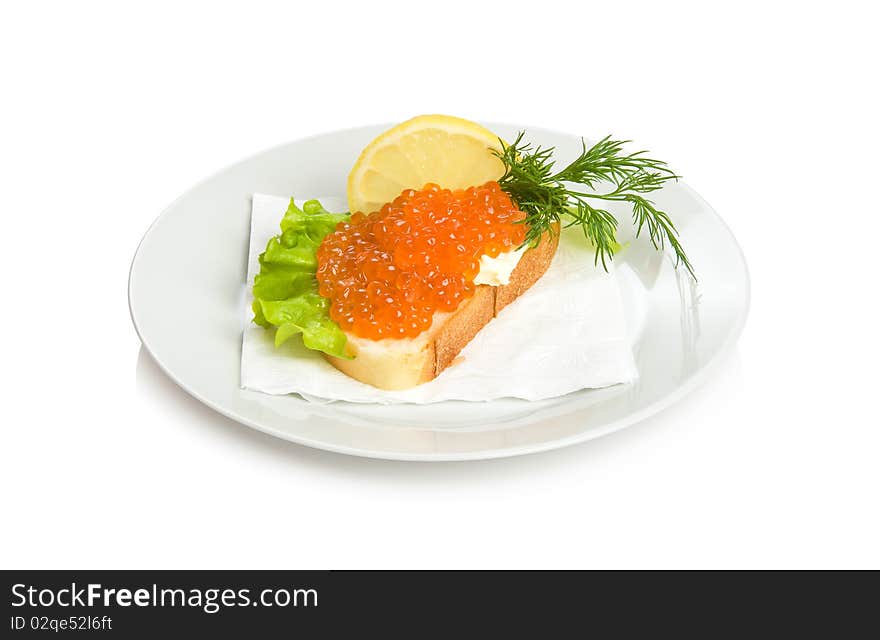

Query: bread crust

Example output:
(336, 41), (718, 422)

(433, 285), (495, 375)
(324, 225), (559, 390)
(495, 227), (560, 314)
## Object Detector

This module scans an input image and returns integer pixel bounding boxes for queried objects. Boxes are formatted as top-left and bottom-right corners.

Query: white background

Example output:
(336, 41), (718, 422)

(2, 1), (878, 569)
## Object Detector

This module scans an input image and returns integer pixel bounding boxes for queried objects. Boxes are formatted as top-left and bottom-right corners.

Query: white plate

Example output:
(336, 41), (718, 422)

(129, 123), (749, 461)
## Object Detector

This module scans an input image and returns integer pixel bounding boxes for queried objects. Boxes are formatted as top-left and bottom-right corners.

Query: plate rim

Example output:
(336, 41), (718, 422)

(129, 121), (751, 461)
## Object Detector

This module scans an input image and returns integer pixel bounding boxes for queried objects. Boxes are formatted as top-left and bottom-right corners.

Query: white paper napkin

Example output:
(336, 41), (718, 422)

(241, 193), (638, 404)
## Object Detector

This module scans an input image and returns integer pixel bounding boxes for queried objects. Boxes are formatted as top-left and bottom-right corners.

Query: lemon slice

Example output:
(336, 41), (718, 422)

(347, 114), (506, 214)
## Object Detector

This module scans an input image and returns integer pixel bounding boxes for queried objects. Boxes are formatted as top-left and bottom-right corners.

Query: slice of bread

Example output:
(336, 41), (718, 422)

(324, 226), (560, 390)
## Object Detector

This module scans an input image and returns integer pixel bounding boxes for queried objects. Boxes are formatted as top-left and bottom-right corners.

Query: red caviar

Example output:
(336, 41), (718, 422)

(316, 181), (526, 340)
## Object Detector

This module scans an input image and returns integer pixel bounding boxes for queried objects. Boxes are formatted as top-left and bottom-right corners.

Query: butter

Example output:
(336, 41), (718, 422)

(473, 247), (526, 286)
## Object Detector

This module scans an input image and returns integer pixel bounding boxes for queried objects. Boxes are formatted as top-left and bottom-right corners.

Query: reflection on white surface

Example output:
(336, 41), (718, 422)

(676, 263), (703, 380)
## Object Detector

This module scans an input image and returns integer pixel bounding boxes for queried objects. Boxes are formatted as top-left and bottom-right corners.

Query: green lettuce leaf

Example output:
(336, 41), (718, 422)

(251, 198), (351, 358)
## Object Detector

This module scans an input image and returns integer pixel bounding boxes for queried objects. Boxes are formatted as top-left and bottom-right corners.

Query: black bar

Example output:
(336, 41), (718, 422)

(1, 570), (875, 636)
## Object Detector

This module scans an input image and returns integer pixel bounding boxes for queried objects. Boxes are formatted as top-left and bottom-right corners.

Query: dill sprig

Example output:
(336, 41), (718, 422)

(494, 133), (695, 278)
